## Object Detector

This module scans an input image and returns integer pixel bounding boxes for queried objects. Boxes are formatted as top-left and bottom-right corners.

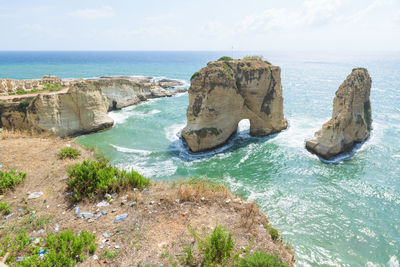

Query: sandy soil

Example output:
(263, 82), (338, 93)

(0, 131), (295, 266)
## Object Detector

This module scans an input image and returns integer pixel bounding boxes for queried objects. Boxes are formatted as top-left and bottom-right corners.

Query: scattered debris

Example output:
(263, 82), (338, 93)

(27, 192), (43, 199)
(93, 255), (98, 260)
(103, 233), (110, 238)
(80, 212), (94, 219)
(74, 206), (80, 217)
(96, 200), (110, 207)
(158, 241), (167, 248)
(114, 244), (120, 249)
(55, 225), (59, 233)
(4, 213), (14, 220)
(114, 213), (128, 223)
(128, 202), (136, 207)
(101, 210), (108, 215)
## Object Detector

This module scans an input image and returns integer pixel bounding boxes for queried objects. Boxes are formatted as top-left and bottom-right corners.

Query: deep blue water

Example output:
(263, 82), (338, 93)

(1, 51), (399, 267)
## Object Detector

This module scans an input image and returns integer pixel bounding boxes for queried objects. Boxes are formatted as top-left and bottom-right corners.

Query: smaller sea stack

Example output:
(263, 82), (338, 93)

(306, 68), (372, 159)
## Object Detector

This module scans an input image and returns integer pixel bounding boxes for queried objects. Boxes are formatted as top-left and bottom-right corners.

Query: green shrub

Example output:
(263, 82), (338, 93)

(57, 147), (81, 160)
(67, 160), (150, 202)
(238, 251), (289, 267)
(0, 169), (27, 193)
(1, 229), (96, 266)
(179, 245), (196, 266)
(218, 56), (233, 61)
(191, 72), (200, 80)
(0, 201), (11, 215)
(15, 88), (26, 95)
(189, 224), (234, 266)
(243, 55), (263, 60)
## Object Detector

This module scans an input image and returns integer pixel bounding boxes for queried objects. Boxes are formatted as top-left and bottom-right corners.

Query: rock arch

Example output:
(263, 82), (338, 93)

(182, 59), (287, 152)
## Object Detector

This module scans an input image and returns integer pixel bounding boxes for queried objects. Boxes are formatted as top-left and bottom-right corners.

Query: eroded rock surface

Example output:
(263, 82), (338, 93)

(305, 68), (372, 159)
(182, 59), (287, 152)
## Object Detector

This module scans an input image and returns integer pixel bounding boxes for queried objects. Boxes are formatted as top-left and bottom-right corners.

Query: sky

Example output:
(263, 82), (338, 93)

(0, 0), (399, 51)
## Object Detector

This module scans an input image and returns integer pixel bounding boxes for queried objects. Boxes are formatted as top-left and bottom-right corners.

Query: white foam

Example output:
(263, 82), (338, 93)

(388, 256), (399, 267)
(111, 144), (152, 155)
(164, 124), (185, 142)
(108, 111), (132, 125)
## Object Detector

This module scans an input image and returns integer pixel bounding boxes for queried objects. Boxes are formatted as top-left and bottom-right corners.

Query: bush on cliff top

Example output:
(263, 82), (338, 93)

(218, 56), (233, 61)
(57, 147), (81, 160)
(243, 55), (263, 60)
(67, 159), (149, 202)
(0, 169), (27, 193)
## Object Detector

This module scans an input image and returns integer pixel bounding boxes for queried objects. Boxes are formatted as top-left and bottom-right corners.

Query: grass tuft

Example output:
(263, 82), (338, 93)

(238, 251), (289, 267)
(188, 224), (234, 266)
(0, 169), (27, 193)
(0, 201), (11, 215)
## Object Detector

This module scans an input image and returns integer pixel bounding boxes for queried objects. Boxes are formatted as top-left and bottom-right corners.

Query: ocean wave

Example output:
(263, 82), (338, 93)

(164, 124), (185, 142)
(388, 255), (399, 267)
(108, 111), (133, 125)
(111, 144), (152, 155)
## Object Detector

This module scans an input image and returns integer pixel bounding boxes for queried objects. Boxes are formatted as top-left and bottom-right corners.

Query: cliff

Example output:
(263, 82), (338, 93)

(305, 68), (372, 159)
(182, 58), (287, 152)
(0, 76), (184, 136)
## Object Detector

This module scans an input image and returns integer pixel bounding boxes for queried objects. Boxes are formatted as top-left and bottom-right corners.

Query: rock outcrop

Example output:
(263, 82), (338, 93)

(181, 59), (287, 152)
(0, 76), (185, 136)
(86, 77), (173, 110)
(305, 68), (372, 159)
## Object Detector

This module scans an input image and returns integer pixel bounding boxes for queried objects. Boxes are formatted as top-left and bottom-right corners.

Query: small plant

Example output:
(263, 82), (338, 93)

(179, 244), (196, 266)
(67, 160), (150, 202)
(191, 72), (200, 80)
(42, 83), (62, 92)
(243, 55), (263, 60)
(218, 56), (233, 61)
(101, 250), (118, 260)
(238, 251), (289, 267)
(0, 202), (11, 215)
(0, 169), (27, 193)
(189, 224), (234, 266)
(264, 223), (280, 241)
(57, 147), (81, 160)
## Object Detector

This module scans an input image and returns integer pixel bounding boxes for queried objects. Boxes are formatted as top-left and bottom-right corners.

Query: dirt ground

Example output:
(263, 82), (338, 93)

(0, 131), (295, 266)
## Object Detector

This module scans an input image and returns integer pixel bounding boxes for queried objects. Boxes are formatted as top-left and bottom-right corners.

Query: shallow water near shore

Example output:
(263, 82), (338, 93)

(1, 51), (399, 266)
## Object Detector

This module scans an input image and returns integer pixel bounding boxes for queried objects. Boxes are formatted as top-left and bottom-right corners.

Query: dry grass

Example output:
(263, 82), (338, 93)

(0, 133), (295, 266)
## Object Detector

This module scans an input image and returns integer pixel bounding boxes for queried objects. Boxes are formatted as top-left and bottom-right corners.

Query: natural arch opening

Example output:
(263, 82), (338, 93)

(238, 119), (250, 134)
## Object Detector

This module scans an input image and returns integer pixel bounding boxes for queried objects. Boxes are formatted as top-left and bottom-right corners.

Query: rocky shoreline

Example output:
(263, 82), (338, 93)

(0, 76), (186, 137)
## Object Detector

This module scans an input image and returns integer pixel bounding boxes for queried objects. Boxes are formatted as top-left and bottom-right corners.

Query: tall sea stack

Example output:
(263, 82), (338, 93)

(306, 68), (372, 159)
(182, 58), (287, 152)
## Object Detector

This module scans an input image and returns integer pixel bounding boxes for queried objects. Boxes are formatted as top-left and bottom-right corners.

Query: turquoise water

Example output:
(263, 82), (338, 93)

(1, 51), (399, 266)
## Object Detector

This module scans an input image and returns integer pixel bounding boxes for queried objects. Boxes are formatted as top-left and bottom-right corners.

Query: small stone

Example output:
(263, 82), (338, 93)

(225, 199), (231, 204)
(201, 197), (205, 201)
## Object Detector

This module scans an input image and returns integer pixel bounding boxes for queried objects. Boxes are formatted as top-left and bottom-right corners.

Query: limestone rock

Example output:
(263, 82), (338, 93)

(26, 81), (114, 137)
(182, 59), (287, 152)
(84, 78), (173, 110)
(157, 79), (184, 89)
(305, 68), (372, 159)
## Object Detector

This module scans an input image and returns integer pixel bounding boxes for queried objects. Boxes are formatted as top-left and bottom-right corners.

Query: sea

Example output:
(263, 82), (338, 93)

(0, 51), (399, 267)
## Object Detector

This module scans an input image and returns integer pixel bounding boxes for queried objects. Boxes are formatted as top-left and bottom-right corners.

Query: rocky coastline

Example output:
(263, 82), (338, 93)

(0, 76), (186, 137)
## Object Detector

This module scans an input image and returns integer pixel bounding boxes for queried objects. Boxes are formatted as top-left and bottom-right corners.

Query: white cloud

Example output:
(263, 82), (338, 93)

(235, 0), (397, 33)
(67, 6), (114, 20)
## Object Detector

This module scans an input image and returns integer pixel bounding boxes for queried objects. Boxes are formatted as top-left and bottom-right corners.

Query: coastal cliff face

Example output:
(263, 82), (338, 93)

(86, 78), (173, 110)
(305, 68), (372, 159)
(182, 59), (287, 152)
(27, 82), (114, 137)
(0, 76), (184, 136)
